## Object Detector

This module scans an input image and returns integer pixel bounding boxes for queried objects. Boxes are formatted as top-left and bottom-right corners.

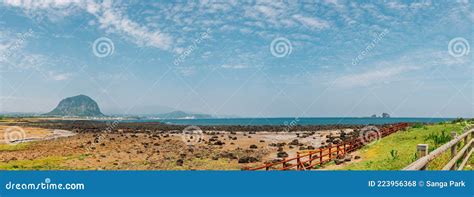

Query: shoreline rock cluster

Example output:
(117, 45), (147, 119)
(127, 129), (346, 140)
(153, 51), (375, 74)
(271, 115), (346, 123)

(15, 120), (384, 134)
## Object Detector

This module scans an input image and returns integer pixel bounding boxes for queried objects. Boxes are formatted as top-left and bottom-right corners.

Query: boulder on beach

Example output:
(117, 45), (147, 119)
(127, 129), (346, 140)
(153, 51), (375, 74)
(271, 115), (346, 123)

(344, 155), (352, 162)
(277, 151), (289, 158)
(289, 139), (299, 146)
(238, 156), (258, 163)
(176, 159), (184, 166)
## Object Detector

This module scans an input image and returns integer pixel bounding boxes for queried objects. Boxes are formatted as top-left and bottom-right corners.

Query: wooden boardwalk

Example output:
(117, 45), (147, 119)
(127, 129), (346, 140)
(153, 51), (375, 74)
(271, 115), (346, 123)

(246, 123), (409, 170)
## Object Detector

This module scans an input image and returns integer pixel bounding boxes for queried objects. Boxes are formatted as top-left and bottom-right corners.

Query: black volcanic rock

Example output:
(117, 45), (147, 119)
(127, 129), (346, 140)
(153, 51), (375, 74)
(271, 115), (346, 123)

(44, 95), (104, 117)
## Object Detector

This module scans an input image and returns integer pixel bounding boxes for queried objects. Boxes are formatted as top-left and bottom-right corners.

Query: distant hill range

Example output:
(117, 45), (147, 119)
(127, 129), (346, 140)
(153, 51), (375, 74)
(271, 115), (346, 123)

(153, 110), (213, 119)
(44, 95), (104, 117)
(43, 95), (215, 118)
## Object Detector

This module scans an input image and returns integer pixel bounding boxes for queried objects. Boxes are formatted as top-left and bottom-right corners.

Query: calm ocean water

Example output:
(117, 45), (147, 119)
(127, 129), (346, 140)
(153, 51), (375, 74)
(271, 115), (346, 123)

(123, 117), (454, 126)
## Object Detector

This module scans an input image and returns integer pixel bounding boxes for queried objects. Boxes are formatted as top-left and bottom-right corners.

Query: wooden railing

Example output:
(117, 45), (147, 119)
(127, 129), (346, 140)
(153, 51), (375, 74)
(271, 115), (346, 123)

(247, 123), (409, 171)
(403, 126), (473, 171)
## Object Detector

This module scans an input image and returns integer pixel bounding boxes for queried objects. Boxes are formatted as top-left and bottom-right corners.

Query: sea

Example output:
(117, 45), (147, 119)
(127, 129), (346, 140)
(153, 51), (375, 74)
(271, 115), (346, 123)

(121, 117), (454, 126)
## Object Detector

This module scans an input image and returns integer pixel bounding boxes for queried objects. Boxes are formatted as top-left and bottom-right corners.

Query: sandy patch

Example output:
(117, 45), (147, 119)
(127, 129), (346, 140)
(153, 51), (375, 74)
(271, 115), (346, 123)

(0, 125), (75, 144)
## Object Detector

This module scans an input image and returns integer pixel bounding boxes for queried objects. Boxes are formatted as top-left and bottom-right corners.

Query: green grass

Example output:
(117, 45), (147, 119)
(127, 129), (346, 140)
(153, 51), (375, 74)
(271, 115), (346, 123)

(0, 156), (69, 170)
(340, 122), (468, 170)
(0, 143), (30, 151)
(463, 154), (474, 171)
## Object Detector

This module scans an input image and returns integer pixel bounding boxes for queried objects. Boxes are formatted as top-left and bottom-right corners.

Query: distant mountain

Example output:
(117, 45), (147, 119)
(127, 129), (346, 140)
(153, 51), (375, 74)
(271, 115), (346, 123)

(154, 110), (213, 119)
(102, 104), (176, 115)
(44, 95), (104, 117)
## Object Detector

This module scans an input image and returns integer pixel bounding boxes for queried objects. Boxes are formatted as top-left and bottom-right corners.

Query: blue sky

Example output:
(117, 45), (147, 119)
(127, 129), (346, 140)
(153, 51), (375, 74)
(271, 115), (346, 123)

(0, 0), (472, 117)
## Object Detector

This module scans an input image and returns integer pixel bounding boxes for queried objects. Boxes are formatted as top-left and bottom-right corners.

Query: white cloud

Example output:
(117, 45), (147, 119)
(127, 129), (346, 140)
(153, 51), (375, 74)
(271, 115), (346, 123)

(2, 0), (173, 50)
(386, 2), (407, 9)
(255, 5), (279, 19)
(3, 0), (336, 52)
(91, 1), (172, 50)
(332, 47), (472, 88)
(2, 0), (78, 11)
(292, 14), (330, 30)
(221, 64), (248, 69)
(48, 71), (71, 81)
(385, 1), (432, 10)
(334, 66), (418, 87)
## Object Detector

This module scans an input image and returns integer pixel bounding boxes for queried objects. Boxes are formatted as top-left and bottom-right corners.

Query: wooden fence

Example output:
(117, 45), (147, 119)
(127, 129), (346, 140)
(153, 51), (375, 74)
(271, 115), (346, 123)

(403, 126), (473, 170)
(247, 123), (409, 171)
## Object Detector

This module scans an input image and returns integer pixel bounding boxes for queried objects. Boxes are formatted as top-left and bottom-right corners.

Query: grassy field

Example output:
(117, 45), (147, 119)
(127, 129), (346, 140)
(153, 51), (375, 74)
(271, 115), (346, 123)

(340, 121), (472, 170)
(0, 143), (30, 151)
(464, 153), (474, 170)
(0, 156), (70, 170)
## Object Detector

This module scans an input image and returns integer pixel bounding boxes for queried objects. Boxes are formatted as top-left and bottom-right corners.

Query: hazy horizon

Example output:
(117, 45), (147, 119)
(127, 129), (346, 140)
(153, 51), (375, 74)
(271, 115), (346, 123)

(0, 1), (472, 118)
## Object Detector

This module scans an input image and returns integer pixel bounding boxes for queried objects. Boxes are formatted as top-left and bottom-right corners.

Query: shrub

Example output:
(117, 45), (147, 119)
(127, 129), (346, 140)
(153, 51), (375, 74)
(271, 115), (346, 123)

(412, 123), (424, 129)
(390, 149), (399, 160)
(451, 118), (464, 124)
(425, 130), (452, 147)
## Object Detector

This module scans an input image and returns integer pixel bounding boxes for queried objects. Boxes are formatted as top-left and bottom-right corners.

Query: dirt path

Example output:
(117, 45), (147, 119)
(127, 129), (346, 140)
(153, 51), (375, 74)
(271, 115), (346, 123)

(0, 125), (76, 144)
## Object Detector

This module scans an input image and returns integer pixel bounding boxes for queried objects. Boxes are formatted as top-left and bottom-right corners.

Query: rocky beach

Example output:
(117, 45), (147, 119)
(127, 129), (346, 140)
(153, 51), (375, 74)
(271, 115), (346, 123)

(0, 118), (393, 170)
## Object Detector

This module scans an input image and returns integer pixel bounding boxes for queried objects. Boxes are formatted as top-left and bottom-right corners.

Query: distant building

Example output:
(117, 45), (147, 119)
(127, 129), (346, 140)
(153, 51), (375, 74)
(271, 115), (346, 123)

(382, 113), (390, 118)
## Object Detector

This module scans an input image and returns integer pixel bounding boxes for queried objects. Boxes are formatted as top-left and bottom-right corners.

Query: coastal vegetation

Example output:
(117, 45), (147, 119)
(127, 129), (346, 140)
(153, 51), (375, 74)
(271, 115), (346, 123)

(0, 117), (471, 171)
(0, 156), (70, 170)
(340, 121), (472, 170)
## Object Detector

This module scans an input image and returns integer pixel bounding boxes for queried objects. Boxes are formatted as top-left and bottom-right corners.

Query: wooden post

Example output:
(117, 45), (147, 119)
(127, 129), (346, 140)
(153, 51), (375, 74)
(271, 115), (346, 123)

(336, 144), (340, 156)
(471, 131), (474, 151)
(450, 132), (457, 170)
(319, 149), (323, 164)
(417, 144), (429, 170)
(462, 135), (469, 161)
(328, 146), (332, 159)
(296, 152), (301, 170)
(309, 153), (312, 165)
